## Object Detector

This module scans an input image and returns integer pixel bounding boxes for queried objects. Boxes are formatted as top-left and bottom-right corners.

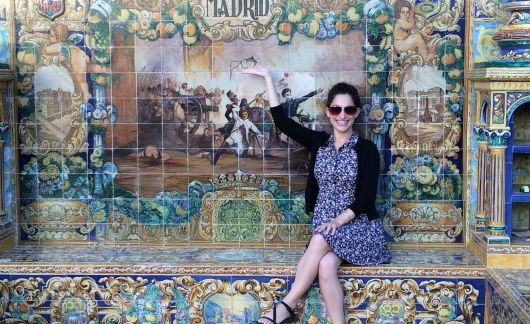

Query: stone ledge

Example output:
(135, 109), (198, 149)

(469, 232), (530, 268)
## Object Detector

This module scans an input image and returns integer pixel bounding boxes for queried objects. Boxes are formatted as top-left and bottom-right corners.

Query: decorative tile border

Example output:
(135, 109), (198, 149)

(472, 231), (530, 255)
(0, 274), (485, 323)
(487, 245), (530, 255)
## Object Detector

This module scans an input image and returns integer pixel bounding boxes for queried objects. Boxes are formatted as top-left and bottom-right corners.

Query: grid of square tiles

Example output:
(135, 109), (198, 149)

(12, 0), (468, 245)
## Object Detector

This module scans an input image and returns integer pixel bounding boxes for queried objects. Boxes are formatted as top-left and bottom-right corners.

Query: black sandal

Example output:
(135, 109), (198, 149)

(256, 300), (296, 324)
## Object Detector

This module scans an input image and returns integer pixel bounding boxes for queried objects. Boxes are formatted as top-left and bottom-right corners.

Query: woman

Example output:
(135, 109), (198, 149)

(243, 68), (391, 324)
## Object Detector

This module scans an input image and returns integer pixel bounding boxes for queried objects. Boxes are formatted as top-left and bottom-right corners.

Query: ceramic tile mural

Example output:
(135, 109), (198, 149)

(471, 21), (501, 66)
(0, 84), (15, 246)
(0, 0), (11, 70)
(470, 0), (504, 69)
(13, 0), (466, 244)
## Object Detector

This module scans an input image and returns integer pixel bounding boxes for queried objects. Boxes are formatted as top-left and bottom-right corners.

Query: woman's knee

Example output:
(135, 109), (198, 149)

(308, 234), (330, 253)
(309, 233), (327, 246)
(318, 254), (340, 281)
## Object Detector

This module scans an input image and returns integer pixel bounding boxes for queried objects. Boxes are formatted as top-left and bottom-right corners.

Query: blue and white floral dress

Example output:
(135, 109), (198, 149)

(313, 132), (391, 265)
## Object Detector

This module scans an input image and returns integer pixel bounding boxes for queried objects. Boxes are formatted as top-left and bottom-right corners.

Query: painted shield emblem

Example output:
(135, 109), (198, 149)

(36, 0), (65, 20)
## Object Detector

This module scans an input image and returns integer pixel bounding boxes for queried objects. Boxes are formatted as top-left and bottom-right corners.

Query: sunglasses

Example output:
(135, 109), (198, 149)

(328, 105), (358, 116)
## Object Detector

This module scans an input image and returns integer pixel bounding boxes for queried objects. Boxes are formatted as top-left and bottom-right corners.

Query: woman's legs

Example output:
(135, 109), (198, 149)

(318, 251), (344, 323)
(258, 234), (331, 323)
(284, 234), (331, 305)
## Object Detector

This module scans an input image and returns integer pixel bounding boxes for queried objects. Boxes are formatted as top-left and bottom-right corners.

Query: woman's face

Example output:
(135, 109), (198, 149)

(325, 93), (359, 134)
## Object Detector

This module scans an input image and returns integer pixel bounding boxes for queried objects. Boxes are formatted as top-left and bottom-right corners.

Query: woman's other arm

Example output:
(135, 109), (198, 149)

(347, 140), (380, 217)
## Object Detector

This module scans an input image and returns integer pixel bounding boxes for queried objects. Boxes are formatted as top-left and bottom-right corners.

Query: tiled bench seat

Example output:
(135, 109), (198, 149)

(0, 245), (490, 323)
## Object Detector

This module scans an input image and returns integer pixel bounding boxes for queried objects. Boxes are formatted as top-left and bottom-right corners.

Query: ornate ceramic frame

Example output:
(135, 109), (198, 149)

(17, 21), (88, 156)
(0, 274), (484, 323)
(390, 54), (461, 158)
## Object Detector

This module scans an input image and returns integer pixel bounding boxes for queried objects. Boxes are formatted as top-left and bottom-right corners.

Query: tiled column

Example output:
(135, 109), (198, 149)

(486, 136), (510, 244)
(84, 84), (116, 197)
(475, 136), (489, 232)
(0, 83), (6, 220)
(0, 140), (3, 217)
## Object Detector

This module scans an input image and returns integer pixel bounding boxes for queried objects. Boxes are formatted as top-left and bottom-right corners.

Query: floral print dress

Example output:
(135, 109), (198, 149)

(313, 133), (391, 265)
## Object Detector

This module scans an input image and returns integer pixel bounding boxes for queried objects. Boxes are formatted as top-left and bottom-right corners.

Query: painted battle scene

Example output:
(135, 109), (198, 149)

(12, 0), (465, 244)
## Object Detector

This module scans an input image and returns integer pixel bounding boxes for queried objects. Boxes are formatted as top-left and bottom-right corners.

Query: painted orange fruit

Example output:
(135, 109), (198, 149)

(375, 14), (389, 24)
(183, 22), (197, 37)
(441, 53), (456, 65)
(279, 22), (292, 35)
(336, 21), (349, 33)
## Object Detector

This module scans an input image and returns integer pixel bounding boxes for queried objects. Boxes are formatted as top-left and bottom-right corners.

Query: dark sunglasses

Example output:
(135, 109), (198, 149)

(328, 105), (358, 116)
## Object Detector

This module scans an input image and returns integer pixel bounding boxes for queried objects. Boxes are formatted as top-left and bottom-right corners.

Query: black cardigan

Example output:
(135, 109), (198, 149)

(270, 105), (381, 221)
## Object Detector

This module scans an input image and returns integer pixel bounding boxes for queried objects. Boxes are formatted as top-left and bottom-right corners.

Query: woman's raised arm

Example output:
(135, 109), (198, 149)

(242, 68), (280, 107)
(242, 67), (322, 151)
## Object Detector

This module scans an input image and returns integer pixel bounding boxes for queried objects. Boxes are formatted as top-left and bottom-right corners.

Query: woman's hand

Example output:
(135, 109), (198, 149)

(241, 67), (280, 107)
(316, 209), (355, 235)
(315, 219), (341, 235)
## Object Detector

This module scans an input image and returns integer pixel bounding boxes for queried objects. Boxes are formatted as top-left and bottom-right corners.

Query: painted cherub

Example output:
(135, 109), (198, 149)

(393, 0), (435, 60)
(33, 23), (108, 102)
